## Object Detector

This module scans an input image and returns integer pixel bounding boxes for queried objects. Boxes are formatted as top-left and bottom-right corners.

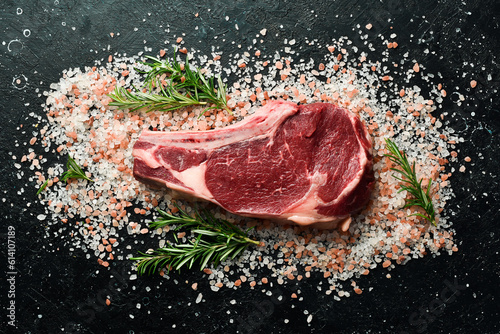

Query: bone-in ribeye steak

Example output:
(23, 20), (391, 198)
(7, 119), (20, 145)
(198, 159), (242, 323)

(133, 100), (374, 229)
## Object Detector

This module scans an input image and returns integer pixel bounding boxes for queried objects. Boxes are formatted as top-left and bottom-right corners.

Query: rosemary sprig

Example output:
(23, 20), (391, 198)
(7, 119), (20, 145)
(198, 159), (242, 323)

(60, 155), (93, 183)
(36, 155), (92, 195)
(384, 138), (436, 225)
(108, 54), (231, 114)
(131, 206), (260, 275)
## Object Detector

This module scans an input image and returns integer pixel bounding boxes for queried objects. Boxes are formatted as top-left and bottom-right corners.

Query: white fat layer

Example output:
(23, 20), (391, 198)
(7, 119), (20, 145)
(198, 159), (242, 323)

(283, 170), (327, 214)
(138, 101), (298, 150)
(134, 149), (162, 168)
(169, 163), (214, 200)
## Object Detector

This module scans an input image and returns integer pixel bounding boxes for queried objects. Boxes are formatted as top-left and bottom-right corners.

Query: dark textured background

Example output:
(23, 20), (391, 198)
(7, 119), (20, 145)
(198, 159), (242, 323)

(1, 1), (499, 333)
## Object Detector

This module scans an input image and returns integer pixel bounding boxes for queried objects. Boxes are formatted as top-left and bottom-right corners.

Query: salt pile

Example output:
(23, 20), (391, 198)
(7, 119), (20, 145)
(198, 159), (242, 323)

(26, 33), (461, 297)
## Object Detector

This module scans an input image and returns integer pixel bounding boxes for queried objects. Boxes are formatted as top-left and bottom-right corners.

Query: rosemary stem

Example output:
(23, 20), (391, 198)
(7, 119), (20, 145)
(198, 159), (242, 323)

(384, 138), (437, 225)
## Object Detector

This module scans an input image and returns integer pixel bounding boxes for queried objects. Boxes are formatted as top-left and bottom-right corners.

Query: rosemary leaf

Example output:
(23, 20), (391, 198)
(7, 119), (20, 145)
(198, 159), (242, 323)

(384, 138), (436, 225)
(36, 179), (49, 196)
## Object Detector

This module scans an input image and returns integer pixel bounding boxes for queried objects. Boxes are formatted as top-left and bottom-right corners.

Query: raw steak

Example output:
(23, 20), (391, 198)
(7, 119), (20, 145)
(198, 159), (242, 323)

(133, 100), (374, 230)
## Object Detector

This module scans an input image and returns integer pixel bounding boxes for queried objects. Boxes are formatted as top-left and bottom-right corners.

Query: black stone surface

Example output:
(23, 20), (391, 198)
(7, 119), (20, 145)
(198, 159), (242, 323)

(1, 1), (499, 333)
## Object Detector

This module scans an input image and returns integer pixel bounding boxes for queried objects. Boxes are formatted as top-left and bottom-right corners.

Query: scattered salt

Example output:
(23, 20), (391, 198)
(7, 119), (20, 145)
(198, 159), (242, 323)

(29, 30), (459, 302)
